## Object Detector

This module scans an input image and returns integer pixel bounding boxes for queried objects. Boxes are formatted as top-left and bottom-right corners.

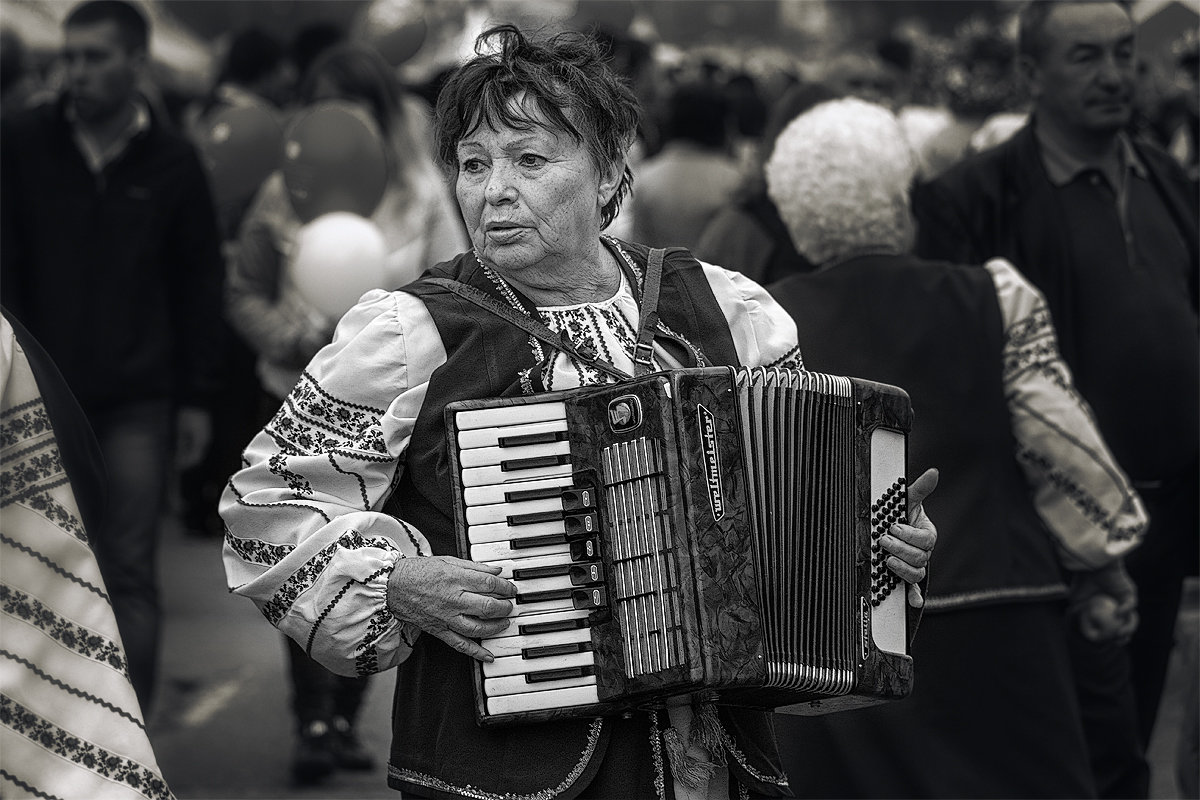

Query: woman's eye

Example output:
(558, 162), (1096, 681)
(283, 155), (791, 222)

(460, 158), (485, 174)
(518, 153), (546, 168)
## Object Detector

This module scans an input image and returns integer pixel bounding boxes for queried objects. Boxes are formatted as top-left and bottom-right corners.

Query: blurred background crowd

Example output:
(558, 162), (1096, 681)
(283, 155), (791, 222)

(0, 0), (1196, 798)
(2, 0), (1197, 183)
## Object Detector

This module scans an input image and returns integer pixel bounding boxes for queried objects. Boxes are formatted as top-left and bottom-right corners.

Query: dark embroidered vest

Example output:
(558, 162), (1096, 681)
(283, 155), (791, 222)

(382, 241), (789, 798)
(770, 254), (1066, 611)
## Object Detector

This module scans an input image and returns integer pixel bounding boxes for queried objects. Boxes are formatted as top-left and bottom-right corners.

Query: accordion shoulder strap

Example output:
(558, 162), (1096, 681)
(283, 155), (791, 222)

(632, 247), (665, 377)
(423, 277), (634, 381)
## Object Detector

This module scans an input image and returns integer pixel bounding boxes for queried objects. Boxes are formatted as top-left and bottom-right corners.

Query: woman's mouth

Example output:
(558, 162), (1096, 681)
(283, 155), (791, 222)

(485, 224), (526, 243)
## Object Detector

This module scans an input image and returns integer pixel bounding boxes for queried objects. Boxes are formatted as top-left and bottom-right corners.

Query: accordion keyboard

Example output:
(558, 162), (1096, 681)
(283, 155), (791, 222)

(455, 401), (608, 715)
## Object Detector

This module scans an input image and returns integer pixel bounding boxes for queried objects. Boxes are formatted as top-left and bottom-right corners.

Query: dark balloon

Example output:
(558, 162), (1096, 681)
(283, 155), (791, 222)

(198, 103), (284, 210)
(281, 100), (389, 224)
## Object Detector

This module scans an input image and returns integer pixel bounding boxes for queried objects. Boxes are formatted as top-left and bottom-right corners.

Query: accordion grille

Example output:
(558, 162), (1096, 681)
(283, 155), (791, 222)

(737, 368), (858, 695)
(600, 437), (685, 678)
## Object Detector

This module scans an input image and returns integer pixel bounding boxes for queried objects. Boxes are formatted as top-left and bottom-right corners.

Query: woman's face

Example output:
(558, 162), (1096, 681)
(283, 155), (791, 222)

(455, 102), (620, 284)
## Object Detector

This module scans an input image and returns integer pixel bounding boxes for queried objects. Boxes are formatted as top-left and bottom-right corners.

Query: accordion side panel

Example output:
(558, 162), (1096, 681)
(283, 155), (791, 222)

(671, 369), (768, 689)
(775, 378), (915, 715)
(852, 379), (915, 701)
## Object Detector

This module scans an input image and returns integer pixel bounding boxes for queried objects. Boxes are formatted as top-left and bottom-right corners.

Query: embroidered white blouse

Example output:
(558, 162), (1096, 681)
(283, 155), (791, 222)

(220, 257), (800, 676)
(220, 252), (1144, 677)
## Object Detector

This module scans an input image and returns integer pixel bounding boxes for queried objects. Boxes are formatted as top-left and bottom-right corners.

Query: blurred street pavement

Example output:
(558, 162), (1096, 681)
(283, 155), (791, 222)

(147, 517), (394, 799)
(146, 516), (1199, 799)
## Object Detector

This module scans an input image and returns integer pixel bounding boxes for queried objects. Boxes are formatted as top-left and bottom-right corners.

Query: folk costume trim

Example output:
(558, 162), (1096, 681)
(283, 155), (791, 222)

(1, 696), (172, 800)
(924, 583), (1068, 612)
(389, 718), (605, 800)
(716, 724), (791, 788)
(261, 530), (396, 625)
(650, 710), (667, 800)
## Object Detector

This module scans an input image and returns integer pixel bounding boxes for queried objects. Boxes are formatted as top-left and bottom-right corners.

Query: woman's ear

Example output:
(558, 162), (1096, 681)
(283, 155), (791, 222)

(598, 158), (624, 208)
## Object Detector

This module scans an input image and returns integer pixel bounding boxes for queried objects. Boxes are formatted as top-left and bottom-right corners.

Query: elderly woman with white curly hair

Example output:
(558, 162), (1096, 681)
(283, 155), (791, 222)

(763, 96), (1148, 797)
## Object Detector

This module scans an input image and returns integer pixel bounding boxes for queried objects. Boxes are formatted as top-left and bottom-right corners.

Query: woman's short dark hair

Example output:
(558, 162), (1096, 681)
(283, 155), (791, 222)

(434, 24), (640, 229)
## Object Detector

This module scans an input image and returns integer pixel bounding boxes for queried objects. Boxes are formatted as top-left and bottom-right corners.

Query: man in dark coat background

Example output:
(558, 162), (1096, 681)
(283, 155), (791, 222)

(913, 2), (1198, 797)
(0, 0), (226, 715)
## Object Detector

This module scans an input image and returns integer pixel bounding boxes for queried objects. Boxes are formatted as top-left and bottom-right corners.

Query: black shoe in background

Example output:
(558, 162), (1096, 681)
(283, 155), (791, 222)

(292, 720), (337, 785)
(331, 715), (375, 771)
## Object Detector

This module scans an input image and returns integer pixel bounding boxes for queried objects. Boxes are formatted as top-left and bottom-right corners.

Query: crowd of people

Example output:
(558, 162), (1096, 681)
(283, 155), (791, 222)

(0, 1), (1196, 799)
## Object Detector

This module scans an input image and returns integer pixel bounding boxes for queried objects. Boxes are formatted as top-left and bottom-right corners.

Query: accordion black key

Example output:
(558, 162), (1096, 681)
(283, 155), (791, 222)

(445, 366), (914, 727)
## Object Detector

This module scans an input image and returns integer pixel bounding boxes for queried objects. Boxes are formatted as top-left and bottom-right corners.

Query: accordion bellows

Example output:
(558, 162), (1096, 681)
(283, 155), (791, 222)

(446, 367), (914, 727)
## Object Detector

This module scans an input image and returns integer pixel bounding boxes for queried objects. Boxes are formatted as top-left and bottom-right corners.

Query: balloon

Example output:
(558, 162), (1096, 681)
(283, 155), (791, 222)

(282, 101), (389, 224)
(358, 0), (429, 67)
(290, 212), (388, 319)
(197, 103), (284, 209)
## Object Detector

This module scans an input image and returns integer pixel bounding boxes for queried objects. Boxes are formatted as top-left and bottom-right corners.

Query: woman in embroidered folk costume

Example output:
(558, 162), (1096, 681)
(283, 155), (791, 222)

(220, 25), (937, 799)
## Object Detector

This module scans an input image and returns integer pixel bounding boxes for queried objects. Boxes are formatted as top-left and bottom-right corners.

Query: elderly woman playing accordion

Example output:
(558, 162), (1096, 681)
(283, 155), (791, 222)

(220, 25), (937, 800)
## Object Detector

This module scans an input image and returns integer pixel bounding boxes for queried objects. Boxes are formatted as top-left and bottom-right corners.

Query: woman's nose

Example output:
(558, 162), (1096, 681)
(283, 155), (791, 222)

(484, 163), (517, 204)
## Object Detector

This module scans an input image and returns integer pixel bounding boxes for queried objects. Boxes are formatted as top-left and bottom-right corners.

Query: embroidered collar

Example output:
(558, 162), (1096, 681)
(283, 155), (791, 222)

(472, 236), (644, 311)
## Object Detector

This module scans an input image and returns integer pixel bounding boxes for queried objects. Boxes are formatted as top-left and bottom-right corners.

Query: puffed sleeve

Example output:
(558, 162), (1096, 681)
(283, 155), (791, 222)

(987, 257), (1149, 570)
(697, 261), (803, 369)
(220, 288), (448, 676)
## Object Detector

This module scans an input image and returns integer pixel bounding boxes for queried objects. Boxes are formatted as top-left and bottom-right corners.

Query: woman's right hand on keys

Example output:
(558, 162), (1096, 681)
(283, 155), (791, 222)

(386, 556), (517, 662)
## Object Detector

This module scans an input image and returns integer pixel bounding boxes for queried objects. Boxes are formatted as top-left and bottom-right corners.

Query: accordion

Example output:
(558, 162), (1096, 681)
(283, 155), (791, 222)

(445, 366), (914, 727)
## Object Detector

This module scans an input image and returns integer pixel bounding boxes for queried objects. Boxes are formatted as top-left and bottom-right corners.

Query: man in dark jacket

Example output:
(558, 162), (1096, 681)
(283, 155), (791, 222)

(0, 0), (225, 714)
(913, 2), (1198, 797)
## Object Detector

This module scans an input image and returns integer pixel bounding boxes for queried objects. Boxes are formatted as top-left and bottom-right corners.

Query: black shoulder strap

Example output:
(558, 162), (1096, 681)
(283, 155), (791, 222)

(632, 247), (664, 377)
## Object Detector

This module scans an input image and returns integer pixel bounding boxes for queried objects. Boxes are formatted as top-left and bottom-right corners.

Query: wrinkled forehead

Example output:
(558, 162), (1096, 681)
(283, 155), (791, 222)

(1044, 2), (1134, 50)
(460, 90), (582, 150)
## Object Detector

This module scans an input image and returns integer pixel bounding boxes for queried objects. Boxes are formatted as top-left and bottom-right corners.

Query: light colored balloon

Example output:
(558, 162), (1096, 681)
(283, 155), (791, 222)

(290, 212), (389, 319)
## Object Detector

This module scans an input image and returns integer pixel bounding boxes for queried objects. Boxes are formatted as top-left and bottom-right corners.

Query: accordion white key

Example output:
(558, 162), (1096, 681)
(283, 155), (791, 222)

(445, 366), (914, 727)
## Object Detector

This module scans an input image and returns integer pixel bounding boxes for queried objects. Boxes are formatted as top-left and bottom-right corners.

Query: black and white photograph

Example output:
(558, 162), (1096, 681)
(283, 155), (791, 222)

(0, 1), (1196, 798)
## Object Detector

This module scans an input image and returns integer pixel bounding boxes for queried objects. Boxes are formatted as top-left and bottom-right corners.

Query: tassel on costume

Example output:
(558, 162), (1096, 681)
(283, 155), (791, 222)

(691, 702), (728, 767)
(662, 726), (719, 791)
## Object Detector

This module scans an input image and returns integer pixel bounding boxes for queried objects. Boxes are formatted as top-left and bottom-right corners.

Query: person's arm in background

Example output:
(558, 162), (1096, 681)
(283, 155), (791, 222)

(988, 257), (1149, 642)
(225, 173), (334, 369)
(166, 143), (226, 469)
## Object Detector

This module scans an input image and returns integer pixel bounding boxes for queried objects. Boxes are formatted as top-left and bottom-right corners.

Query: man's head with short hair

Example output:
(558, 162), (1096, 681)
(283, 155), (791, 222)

(61, 0), (149, 124)
(1017, 0), (1136, 141)
(64, 0), (148, 56)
